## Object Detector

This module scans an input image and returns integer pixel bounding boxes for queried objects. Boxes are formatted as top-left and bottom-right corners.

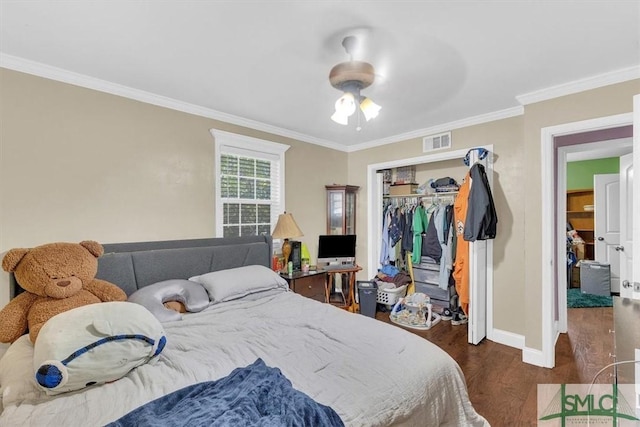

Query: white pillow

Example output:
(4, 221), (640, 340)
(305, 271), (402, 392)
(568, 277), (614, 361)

(33, 301), (166, 395)
(128, 279), (210, 322)
(189, 264), (288, 303)
(0, 335), (47, 408)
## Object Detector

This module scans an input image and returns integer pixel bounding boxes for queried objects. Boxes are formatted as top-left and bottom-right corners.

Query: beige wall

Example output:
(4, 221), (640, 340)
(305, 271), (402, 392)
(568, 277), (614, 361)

(2, 66), (638, 355)
(0, 68), (344, 306)
(350, 79), (638, 351)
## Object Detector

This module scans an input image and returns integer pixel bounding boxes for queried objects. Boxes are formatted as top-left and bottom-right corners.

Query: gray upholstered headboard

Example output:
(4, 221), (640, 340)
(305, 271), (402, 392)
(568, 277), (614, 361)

(10, 235), (273, 298)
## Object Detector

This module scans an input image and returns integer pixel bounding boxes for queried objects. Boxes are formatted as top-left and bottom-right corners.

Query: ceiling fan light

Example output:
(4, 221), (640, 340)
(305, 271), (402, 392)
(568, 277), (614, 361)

(360, 97), (381, 121)
(334, 92), (356, 116)
(331, 111), (349, 125)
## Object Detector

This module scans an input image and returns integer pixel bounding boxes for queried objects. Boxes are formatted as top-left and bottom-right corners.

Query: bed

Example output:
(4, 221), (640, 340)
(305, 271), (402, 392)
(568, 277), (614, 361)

(0, 235), (489, 426)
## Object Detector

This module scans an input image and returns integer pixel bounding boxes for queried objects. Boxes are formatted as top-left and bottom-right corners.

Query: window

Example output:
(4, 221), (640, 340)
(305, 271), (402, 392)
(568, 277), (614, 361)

(212, 130), (289, 238)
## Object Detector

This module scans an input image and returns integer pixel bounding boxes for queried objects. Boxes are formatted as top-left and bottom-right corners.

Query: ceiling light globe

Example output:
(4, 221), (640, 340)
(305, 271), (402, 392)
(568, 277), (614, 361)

(334, 92), (356, 116)
(360, 97), (381, 121)
(331, 111), (349, 125)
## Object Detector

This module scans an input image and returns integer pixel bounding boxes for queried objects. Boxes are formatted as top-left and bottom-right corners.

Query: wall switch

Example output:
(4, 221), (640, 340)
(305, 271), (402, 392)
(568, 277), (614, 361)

(634, 282), (640, 292)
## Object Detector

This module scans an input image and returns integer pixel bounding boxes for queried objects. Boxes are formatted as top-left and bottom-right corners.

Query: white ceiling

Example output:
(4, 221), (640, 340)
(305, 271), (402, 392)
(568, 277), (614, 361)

(2, 1), (639, 151)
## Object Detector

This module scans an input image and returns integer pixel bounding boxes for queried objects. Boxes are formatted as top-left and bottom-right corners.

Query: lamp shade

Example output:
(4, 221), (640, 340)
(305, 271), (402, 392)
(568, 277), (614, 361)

(272, 212), (303, 240)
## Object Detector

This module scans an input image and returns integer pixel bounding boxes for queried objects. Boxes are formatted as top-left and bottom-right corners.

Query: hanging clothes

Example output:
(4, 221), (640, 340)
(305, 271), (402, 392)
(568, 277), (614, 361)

(437, 205), (455, 291)
(453, 171), (471, 315)
(379, 204), (393, 265)
(411, 204), (429, 264)
(422, 209), (442, 262)
(401, 207), (414, 253)
(464, 163), (498, 241)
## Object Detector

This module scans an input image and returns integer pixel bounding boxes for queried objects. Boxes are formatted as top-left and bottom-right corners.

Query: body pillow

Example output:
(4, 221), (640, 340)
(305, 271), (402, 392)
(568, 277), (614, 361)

(33, 301), (166, 395)
(128, 279), (210, 322)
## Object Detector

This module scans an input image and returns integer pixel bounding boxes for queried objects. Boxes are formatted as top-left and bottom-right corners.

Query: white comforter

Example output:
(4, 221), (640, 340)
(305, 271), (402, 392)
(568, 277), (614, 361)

(0, 290), (489, 426)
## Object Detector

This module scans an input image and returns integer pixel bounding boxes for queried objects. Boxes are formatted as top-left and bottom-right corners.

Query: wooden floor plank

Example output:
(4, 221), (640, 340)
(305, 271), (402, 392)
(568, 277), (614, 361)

(375, 306), (613, 425)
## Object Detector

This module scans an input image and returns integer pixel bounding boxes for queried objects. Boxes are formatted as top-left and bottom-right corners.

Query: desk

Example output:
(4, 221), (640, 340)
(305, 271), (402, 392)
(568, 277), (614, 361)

(323, 265), (362, 312)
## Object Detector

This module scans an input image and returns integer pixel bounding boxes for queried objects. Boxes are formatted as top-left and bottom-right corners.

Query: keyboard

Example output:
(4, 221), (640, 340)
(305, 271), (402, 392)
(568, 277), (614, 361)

(323, 263), (356, 271)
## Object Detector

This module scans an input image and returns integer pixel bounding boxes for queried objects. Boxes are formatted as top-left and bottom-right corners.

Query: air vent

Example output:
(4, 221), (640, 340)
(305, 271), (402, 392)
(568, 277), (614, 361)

(423, 132), (451, 152)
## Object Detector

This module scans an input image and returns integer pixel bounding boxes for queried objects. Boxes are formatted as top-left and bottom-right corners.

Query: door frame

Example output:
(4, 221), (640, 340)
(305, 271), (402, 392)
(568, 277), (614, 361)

(540, 112), (633, 368)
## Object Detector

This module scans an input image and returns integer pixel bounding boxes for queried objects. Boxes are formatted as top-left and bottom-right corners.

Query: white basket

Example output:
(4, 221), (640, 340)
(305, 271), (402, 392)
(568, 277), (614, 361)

(376, 283), (408, 307)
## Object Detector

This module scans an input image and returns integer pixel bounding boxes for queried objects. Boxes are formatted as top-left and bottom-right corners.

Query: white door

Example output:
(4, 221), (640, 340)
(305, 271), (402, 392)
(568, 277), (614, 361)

(619, 152), (634, 298)
(594, 174), (620, 292)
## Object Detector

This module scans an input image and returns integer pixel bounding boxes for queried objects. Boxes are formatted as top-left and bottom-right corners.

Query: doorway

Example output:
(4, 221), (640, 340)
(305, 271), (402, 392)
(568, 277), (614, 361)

(539, 112), (634, 368)
(560, 139), (632, 340)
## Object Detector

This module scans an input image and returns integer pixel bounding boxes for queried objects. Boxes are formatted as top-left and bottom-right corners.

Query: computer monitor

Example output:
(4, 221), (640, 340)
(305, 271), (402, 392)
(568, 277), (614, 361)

(317, 234), (356, 266)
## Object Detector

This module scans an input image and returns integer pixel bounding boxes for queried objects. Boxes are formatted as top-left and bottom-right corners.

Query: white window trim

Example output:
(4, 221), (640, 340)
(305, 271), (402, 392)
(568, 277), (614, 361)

(211, 129), (290, 237)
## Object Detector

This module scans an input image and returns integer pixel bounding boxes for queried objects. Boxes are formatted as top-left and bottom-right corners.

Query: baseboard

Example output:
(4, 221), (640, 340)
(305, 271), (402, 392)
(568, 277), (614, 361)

(489, 328), (525, 349)
(523, 346), (551, 368)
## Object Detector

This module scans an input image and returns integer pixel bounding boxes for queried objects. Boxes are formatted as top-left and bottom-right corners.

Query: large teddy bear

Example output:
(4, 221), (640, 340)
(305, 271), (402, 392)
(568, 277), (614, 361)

(0, 240), (127, 344)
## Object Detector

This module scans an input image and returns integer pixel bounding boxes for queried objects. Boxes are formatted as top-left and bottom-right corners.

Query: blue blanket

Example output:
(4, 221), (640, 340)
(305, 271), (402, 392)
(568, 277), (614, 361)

(107, 358), (344, 427)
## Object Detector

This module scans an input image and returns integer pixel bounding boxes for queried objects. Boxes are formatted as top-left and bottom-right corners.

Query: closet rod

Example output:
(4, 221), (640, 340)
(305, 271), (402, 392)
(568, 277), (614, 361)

(383, 191), (458, 199)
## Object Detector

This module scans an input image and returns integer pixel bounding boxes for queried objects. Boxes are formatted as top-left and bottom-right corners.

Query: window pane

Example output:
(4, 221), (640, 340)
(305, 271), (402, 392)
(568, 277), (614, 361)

(256, 160), (270, 179)
(223, 225), (240, 238)
(257, 205), (271, 223)
(256, 179), (270, 200)
(241, 204), (257, 224)
(241, 225), (257, 236)
(221, 155), (237, 175)
(257, 224), (271, 235)
(239, 157), (255, 177)
(221, 176), (238, 198)
(239, 177), (255, 199)
(224, 203), (239, 225)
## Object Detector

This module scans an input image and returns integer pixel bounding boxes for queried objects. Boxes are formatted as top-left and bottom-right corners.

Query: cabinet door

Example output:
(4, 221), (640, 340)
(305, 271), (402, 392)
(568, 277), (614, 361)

(345, 191), (356, 234)
(293, 275), (326, 302)
(327, 190), (344, 235)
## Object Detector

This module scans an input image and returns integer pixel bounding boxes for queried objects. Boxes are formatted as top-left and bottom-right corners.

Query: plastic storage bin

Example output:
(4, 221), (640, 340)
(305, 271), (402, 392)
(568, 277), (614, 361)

(580, 261), (611, 296)
(357, 281), (378, 318)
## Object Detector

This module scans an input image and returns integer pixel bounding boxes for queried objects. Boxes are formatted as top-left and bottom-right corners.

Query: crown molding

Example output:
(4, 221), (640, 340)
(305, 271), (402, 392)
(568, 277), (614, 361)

(345, 106), (524, 152)
(0, 54), (347, 152)
(3, 53), (637, 153)
(516, 65), (640, 106)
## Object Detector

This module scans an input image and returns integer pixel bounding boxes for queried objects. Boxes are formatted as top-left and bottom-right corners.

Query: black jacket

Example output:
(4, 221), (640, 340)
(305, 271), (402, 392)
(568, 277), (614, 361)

(463, 163), (497, 241)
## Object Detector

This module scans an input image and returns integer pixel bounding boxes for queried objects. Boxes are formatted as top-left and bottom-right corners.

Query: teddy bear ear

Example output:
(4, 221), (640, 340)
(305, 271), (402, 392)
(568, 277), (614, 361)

(79, 241), (104, 258)
(2, 248), (30, 272)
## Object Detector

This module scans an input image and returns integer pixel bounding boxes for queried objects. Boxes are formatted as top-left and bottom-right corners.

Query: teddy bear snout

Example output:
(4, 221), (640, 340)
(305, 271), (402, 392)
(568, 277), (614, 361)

(45, 276), (83, 298)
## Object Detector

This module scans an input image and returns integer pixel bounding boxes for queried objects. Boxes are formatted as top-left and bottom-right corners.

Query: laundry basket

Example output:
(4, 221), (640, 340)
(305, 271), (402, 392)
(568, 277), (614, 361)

(376, 282), (408, 309)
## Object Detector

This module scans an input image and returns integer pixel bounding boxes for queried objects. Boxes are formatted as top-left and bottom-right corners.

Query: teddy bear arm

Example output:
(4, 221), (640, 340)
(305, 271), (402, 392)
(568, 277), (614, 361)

(0, 292), (39, 343)
(84, 279), (127, 302)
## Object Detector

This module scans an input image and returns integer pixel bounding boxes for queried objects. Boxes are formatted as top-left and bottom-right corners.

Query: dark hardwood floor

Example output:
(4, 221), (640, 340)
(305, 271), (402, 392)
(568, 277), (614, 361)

(376, 306), (613, 426)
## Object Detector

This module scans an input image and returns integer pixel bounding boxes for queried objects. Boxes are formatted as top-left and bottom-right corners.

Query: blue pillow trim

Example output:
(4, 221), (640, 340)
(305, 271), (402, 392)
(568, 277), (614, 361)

(36, 334), (165, 389)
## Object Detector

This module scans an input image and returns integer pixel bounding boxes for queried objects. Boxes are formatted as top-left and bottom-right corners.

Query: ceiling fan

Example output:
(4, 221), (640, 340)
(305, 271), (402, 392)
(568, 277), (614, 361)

(329, 36), (381, 128)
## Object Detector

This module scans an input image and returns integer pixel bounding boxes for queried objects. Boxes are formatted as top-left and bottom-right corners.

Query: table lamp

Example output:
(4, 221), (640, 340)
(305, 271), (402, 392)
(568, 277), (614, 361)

(271, 212), (303, 269)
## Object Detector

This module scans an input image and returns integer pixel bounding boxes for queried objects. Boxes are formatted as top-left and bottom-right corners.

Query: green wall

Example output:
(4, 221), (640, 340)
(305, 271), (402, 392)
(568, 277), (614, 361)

(566, 157), (620, 189)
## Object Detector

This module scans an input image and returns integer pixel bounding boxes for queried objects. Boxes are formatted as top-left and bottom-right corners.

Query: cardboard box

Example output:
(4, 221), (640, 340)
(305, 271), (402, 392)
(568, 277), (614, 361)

(572, 242), (585, 260)
(389, 183), (418, 195)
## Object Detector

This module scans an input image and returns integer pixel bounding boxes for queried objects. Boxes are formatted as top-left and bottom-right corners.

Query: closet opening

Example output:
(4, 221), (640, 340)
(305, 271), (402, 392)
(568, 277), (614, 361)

(367, 145), (494, 345)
